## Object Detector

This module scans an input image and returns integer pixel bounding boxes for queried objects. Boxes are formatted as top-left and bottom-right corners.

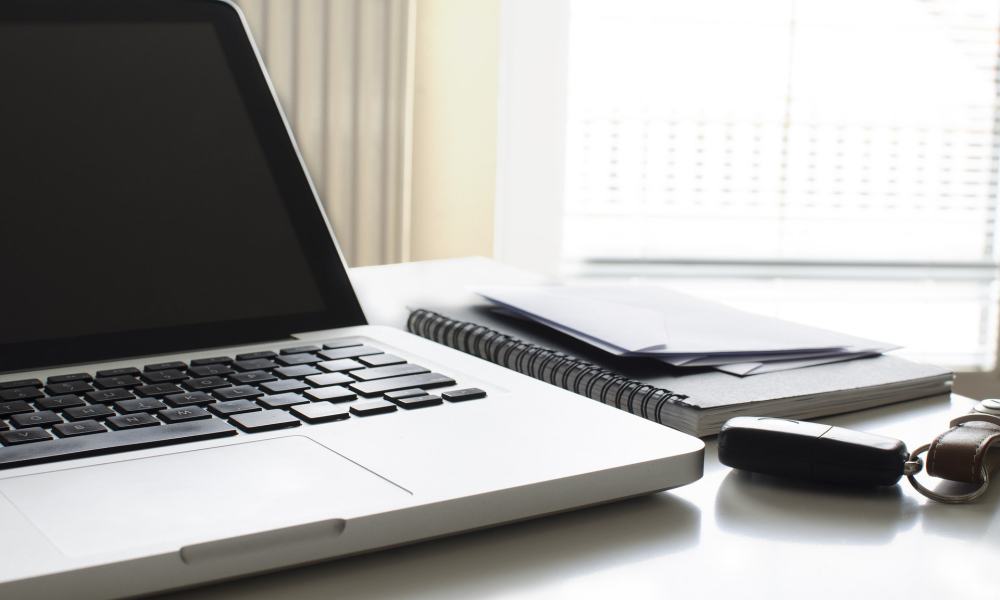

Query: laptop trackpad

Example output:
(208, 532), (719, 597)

(0, 436), (410, 558)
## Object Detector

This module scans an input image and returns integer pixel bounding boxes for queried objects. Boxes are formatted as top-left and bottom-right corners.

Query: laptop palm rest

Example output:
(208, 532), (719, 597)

(0, 436), (409, 558)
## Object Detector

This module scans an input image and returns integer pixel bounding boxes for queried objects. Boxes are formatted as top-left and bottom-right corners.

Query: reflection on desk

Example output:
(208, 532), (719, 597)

(715, 471), (918, 545)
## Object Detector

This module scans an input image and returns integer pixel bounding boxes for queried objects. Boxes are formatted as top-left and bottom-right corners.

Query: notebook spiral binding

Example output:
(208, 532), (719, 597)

(407, 309), (689, 425)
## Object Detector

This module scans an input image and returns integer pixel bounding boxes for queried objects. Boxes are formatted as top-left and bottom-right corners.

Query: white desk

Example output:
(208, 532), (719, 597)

(169, 257), (999, 599)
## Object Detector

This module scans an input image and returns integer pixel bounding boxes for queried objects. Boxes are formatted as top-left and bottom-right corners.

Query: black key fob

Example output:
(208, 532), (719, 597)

(718, 416), (909, 486)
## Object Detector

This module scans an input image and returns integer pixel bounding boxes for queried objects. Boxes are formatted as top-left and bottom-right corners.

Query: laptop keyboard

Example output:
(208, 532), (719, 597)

(0, 338), (486, 470)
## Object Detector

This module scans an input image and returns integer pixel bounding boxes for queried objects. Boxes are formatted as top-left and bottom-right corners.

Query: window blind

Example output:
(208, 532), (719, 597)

(562, 0), (1000, 268)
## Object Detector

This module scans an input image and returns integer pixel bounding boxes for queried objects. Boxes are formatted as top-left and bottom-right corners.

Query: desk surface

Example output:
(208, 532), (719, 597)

(169, 257), (999, 599)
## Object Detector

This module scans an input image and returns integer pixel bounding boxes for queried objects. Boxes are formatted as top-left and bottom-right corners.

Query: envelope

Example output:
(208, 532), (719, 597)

(660, 345), (897, 368)
(478, 286), (667, 353)
(725, 351), (885, 375)
(477, 284), (892, 357)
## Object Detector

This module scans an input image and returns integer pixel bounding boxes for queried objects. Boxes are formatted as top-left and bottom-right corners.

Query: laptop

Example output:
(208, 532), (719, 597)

(0, 1), (704, 597)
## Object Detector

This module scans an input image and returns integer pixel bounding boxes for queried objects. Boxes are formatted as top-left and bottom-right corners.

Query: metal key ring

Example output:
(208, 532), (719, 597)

(906, 444), (991, 504)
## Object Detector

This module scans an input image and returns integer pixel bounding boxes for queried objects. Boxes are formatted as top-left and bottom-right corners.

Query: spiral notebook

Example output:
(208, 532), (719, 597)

(407, 304), (953, 437)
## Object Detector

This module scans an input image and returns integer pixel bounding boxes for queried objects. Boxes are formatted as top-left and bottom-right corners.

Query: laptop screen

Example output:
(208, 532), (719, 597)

(0, 2), (365, 372)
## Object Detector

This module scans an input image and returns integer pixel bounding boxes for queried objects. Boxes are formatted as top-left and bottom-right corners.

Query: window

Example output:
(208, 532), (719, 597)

(496, 0), (1000, 371)
(563, 0), (1000, 266)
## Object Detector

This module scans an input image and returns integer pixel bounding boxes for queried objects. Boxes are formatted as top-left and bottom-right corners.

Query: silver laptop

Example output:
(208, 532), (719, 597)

(0, 1), (703, 597)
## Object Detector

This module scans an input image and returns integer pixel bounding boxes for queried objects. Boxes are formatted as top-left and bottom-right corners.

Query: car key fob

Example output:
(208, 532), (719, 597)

(718, 416), (909, 486)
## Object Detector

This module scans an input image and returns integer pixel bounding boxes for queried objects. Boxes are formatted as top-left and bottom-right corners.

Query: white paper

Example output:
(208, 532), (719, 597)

(659, 344), (897, 368)
(489, 305), (633, 355)
(478, 284), (890, 356)
(479, 287), (665, 353)
(715, 351), (883, 376)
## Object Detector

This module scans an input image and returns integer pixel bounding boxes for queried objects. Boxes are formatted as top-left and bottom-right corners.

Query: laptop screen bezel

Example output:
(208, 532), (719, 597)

(0, 0), (367, 374)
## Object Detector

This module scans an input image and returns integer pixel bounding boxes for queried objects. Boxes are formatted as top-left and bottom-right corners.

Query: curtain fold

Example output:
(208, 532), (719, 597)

(235, 0), (414, 266)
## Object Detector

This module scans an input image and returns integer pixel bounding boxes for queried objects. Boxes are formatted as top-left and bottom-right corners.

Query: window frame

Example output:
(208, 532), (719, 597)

(494, 0), (570, 276)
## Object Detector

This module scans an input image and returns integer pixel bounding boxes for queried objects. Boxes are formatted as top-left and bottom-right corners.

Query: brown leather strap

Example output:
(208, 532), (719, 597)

(926, 418), (1000, 484)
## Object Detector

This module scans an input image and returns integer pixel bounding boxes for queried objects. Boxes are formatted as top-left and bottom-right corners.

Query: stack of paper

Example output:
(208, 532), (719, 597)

(477, 284), (897, 376)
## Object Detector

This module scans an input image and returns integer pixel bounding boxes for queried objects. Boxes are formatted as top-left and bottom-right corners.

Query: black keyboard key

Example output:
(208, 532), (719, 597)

(305, 372), (353, 387)
(108, 413), (160, 430)
(384, 388), (427, 400)
(188, 364), (235, 377)
(213, 385), (264, 401)
(144, 361), (187, 372)
(290, 402), (350, 424)
(141, 369), (188, 384)
(47, 373), (93, 384)
(1, 428), (52, 445)
(230, 409), (300, 433)
(349, 373), (456, 397)
(11, 410), (63, 428)
(229, 370), (277, 385)
(95, 367), (141, 378)
(208, 399), (261, 417)
(317, 358), (365, 372)
(115, 398), (168, 413)
(319, 345), (382, 361)
(260, 379), (309, 395)
(159, 406), (212, 423)
(0, 387), (44, 401)
(359, 354), (407, 367)
(65, 404), (116, 421)
(257, 393), (309, 409)
(135, 383), (184, 398)
(37, 395), (87, 411)
(0, 400), (36, 417)
(94, 375), (142, 389)
(235, 350), (276, 361)
(0, 378), (43, 389)
(232, 358), (278, 372)
(442, 388), (487, 402)
(303, 386), (356, 403)
(350, 399), (397, 416)
(276, 353), (322, 367)
(280, 345), (320, 355)
(393, 394), (443, 409)
(0, 421), (7, 431)
(45, 380), (95, 395)
(184, 376), (231, 391)
(350, 363), (429, 382)
(53, 420), (107, 438)
(0, 420), (237, 470)
(275, 365), (321, 379)
(323, 338), (364, 349)
(165, 391), (215, 407)
(85, 388), (135, 404)
(190, 356), (232, 366)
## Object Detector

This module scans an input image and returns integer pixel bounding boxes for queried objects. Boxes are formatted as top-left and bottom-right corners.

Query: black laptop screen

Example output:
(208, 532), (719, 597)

(0, 2), (366, 372)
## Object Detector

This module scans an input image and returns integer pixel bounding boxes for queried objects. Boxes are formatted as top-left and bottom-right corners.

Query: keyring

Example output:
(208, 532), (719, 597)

(906, 444), (991, 504)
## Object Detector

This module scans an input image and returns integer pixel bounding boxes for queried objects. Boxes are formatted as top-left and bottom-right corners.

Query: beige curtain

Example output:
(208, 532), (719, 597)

(233, 0), (500, 266)
(234, 0), (414, 267)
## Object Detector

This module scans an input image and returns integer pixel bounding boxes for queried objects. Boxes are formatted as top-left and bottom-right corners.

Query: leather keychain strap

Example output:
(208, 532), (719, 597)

(927, 414), (1000, 483)
(907, 413), (1000, 503)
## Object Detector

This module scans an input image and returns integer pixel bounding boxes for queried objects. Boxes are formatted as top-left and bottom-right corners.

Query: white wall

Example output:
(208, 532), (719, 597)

(410, 0), (500, 260)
